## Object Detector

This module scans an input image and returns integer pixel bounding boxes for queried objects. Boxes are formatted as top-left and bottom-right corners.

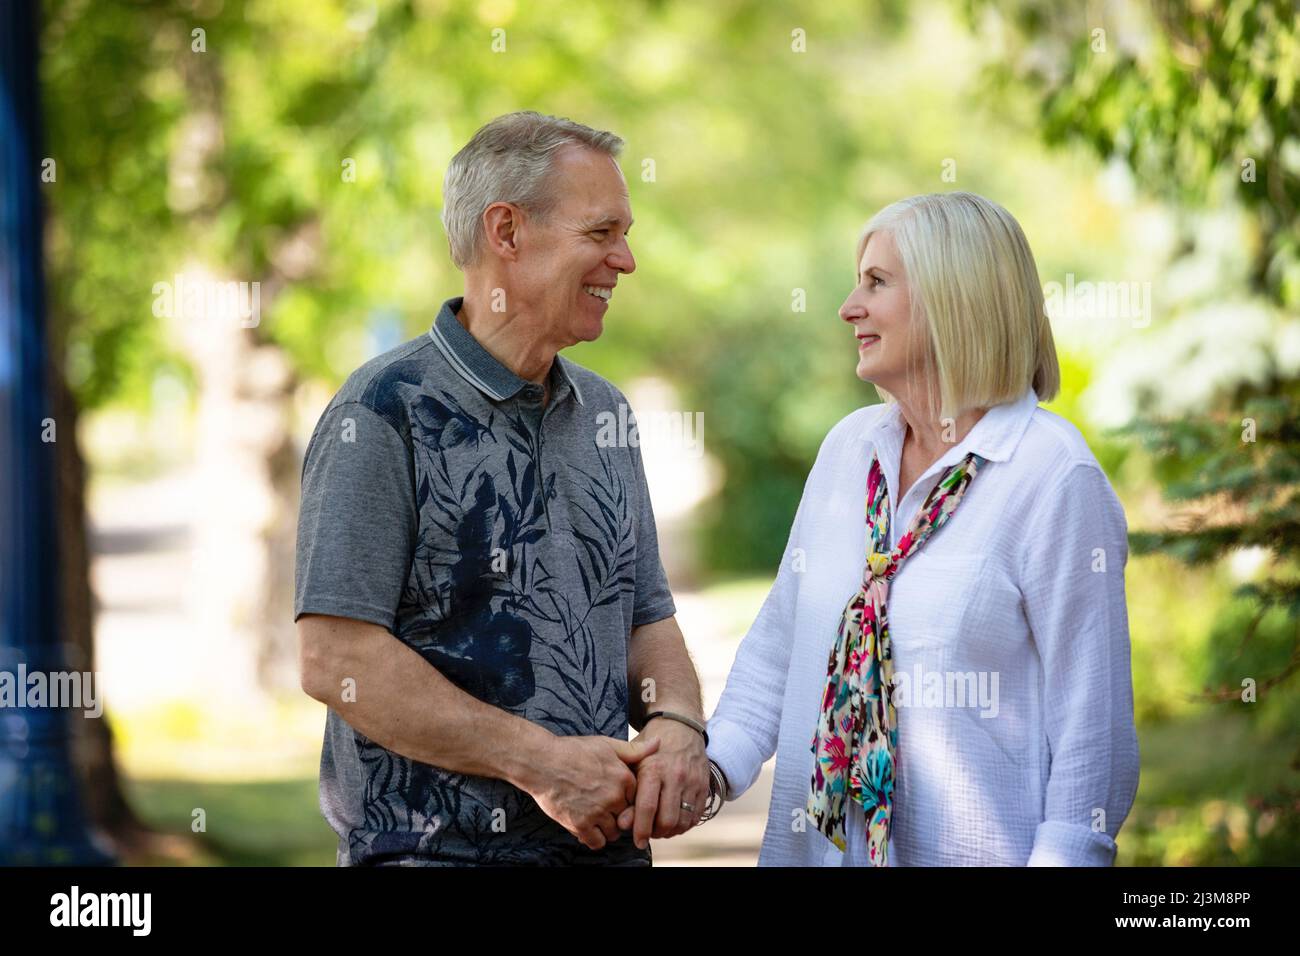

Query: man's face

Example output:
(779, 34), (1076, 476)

(512, 146), (636, 347)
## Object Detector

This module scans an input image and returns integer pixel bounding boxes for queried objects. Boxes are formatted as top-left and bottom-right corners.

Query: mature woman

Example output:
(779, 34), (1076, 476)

(701, 191), (1140, 866)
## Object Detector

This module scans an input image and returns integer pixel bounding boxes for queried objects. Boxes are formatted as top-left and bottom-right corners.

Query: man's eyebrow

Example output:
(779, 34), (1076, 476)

(586, 216), (633, 231)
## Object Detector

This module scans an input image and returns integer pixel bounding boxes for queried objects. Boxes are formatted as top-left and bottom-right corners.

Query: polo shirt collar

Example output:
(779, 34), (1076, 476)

(427, 296), (585, 406)
(864, 384), (1039, 471)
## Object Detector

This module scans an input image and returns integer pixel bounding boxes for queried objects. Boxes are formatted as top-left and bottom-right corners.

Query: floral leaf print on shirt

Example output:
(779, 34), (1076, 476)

(352, 390), (645, 862)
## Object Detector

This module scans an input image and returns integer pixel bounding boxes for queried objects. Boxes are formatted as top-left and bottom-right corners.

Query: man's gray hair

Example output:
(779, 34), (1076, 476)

(440, 111), (625, 270)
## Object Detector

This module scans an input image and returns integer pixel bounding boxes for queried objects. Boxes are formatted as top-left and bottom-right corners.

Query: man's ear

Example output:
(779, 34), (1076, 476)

(481, 201), (522, 262)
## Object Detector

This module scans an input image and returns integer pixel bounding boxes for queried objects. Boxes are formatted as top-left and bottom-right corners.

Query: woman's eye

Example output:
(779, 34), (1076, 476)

(869, 275), (884, 288)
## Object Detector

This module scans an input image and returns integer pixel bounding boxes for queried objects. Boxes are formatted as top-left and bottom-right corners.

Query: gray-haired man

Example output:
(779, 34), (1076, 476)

(295, 111), (709, 865)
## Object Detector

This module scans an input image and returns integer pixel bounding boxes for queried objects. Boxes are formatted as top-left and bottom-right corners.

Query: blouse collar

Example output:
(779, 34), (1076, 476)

(863, 385), (1040, 477)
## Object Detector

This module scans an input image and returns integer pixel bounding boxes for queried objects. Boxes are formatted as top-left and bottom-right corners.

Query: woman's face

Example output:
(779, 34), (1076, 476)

(839, 230), (921, 389)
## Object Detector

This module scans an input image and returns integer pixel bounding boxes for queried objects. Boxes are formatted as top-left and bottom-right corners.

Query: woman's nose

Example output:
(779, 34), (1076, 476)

(840, 296), (865, 323)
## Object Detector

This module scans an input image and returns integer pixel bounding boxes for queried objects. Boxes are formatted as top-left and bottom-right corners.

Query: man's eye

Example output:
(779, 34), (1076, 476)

(592, 229), (610, 237)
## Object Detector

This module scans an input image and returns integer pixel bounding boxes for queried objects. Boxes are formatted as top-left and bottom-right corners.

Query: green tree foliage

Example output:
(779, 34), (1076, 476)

(967, 0), (1299, 302)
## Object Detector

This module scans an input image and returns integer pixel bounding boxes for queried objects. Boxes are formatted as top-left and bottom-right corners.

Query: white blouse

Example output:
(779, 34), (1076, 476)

(706, 386), (1140, 866)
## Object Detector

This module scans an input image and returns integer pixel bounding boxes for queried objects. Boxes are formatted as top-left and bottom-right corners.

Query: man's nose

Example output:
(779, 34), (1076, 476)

(610, 237), (636, 275)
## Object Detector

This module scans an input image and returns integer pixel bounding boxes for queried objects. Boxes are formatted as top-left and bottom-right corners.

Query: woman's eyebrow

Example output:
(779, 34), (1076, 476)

(859, 265), (893, 281)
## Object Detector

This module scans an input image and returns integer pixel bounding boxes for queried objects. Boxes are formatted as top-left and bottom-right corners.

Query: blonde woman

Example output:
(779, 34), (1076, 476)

(702, 192), (1140, 866)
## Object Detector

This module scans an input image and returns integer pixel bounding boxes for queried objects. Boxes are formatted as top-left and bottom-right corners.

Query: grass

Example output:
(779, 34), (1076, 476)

(123, 776), (337, 866)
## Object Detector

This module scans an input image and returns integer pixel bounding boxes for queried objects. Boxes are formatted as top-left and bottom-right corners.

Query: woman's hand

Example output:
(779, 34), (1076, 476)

(615, 718), (710, 848)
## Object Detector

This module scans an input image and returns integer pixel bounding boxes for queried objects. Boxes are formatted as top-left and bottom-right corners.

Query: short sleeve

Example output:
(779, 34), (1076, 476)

(294, 401), (417, 633)
(1018, 460), (1141, 865)
(628, 439), (676, 628)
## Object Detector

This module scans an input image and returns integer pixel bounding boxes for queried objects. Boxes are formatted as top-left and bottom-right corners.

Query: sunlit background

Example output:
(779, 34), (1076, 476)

(31, 0), (1300, 864)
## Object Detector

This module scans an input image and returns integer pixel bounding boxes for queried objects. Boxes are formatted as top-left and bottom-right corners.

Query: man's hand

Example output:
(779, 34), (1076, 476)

(522, 734), (659, 851)
(615, 718), (709, 848)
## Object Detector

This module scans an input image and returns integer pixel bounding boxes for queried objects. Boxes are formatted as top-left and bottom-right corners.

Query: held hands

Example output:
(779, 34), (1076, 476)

(615, 716), (710, 849)
(523, 717), (710, 852)
(526, 734), (661, 851)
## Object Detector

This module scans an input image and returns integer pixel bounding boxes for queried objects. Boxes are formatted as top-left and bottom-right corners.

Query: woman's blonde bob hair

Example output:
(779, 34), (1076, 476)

(857, 191), (1060, 423)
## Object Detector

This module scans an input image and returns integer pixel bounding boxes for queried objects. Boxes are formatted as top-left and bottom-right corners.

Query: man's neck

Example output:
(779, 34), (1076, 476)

(457, 291), (557, 386)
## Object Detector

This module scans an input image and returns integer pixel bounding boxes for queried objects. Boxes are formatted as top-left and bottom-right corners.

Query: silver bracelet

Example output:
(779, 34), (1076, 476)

(696, 760), (729, 824)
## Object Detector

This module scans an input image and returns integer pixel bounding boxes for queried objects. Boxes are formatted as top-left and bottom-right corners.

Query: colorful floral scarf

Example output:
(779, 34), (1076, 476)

(807, 448), (986, 864)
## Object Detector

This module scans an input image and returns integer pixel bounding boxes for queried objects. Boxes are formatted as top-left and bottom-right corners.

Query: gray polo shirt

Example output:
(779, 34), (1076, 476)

(294, 296), (676, 865)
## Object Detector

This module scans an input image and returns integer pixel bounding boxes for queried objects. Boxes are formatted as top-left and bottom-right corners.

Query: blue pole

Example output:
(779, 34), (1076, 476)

(0, 0), (114, 865)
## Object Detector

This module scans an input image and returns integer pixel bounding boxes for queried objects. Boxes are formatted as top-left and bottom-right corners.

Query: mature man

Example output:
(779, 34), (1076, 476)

(294, 111), (709, 865)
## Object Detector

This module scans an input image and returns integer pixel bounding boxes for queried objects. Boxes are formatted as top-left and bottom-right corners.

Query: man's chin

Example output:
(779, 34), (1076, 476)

(574, 318), (605, 343)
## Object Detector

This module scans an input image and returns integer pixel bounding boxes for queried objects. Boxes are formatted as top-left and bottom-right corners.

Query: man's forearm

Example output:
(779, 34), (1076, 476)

(626, 615), (703, 728)
(298, 614), (552, 792)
